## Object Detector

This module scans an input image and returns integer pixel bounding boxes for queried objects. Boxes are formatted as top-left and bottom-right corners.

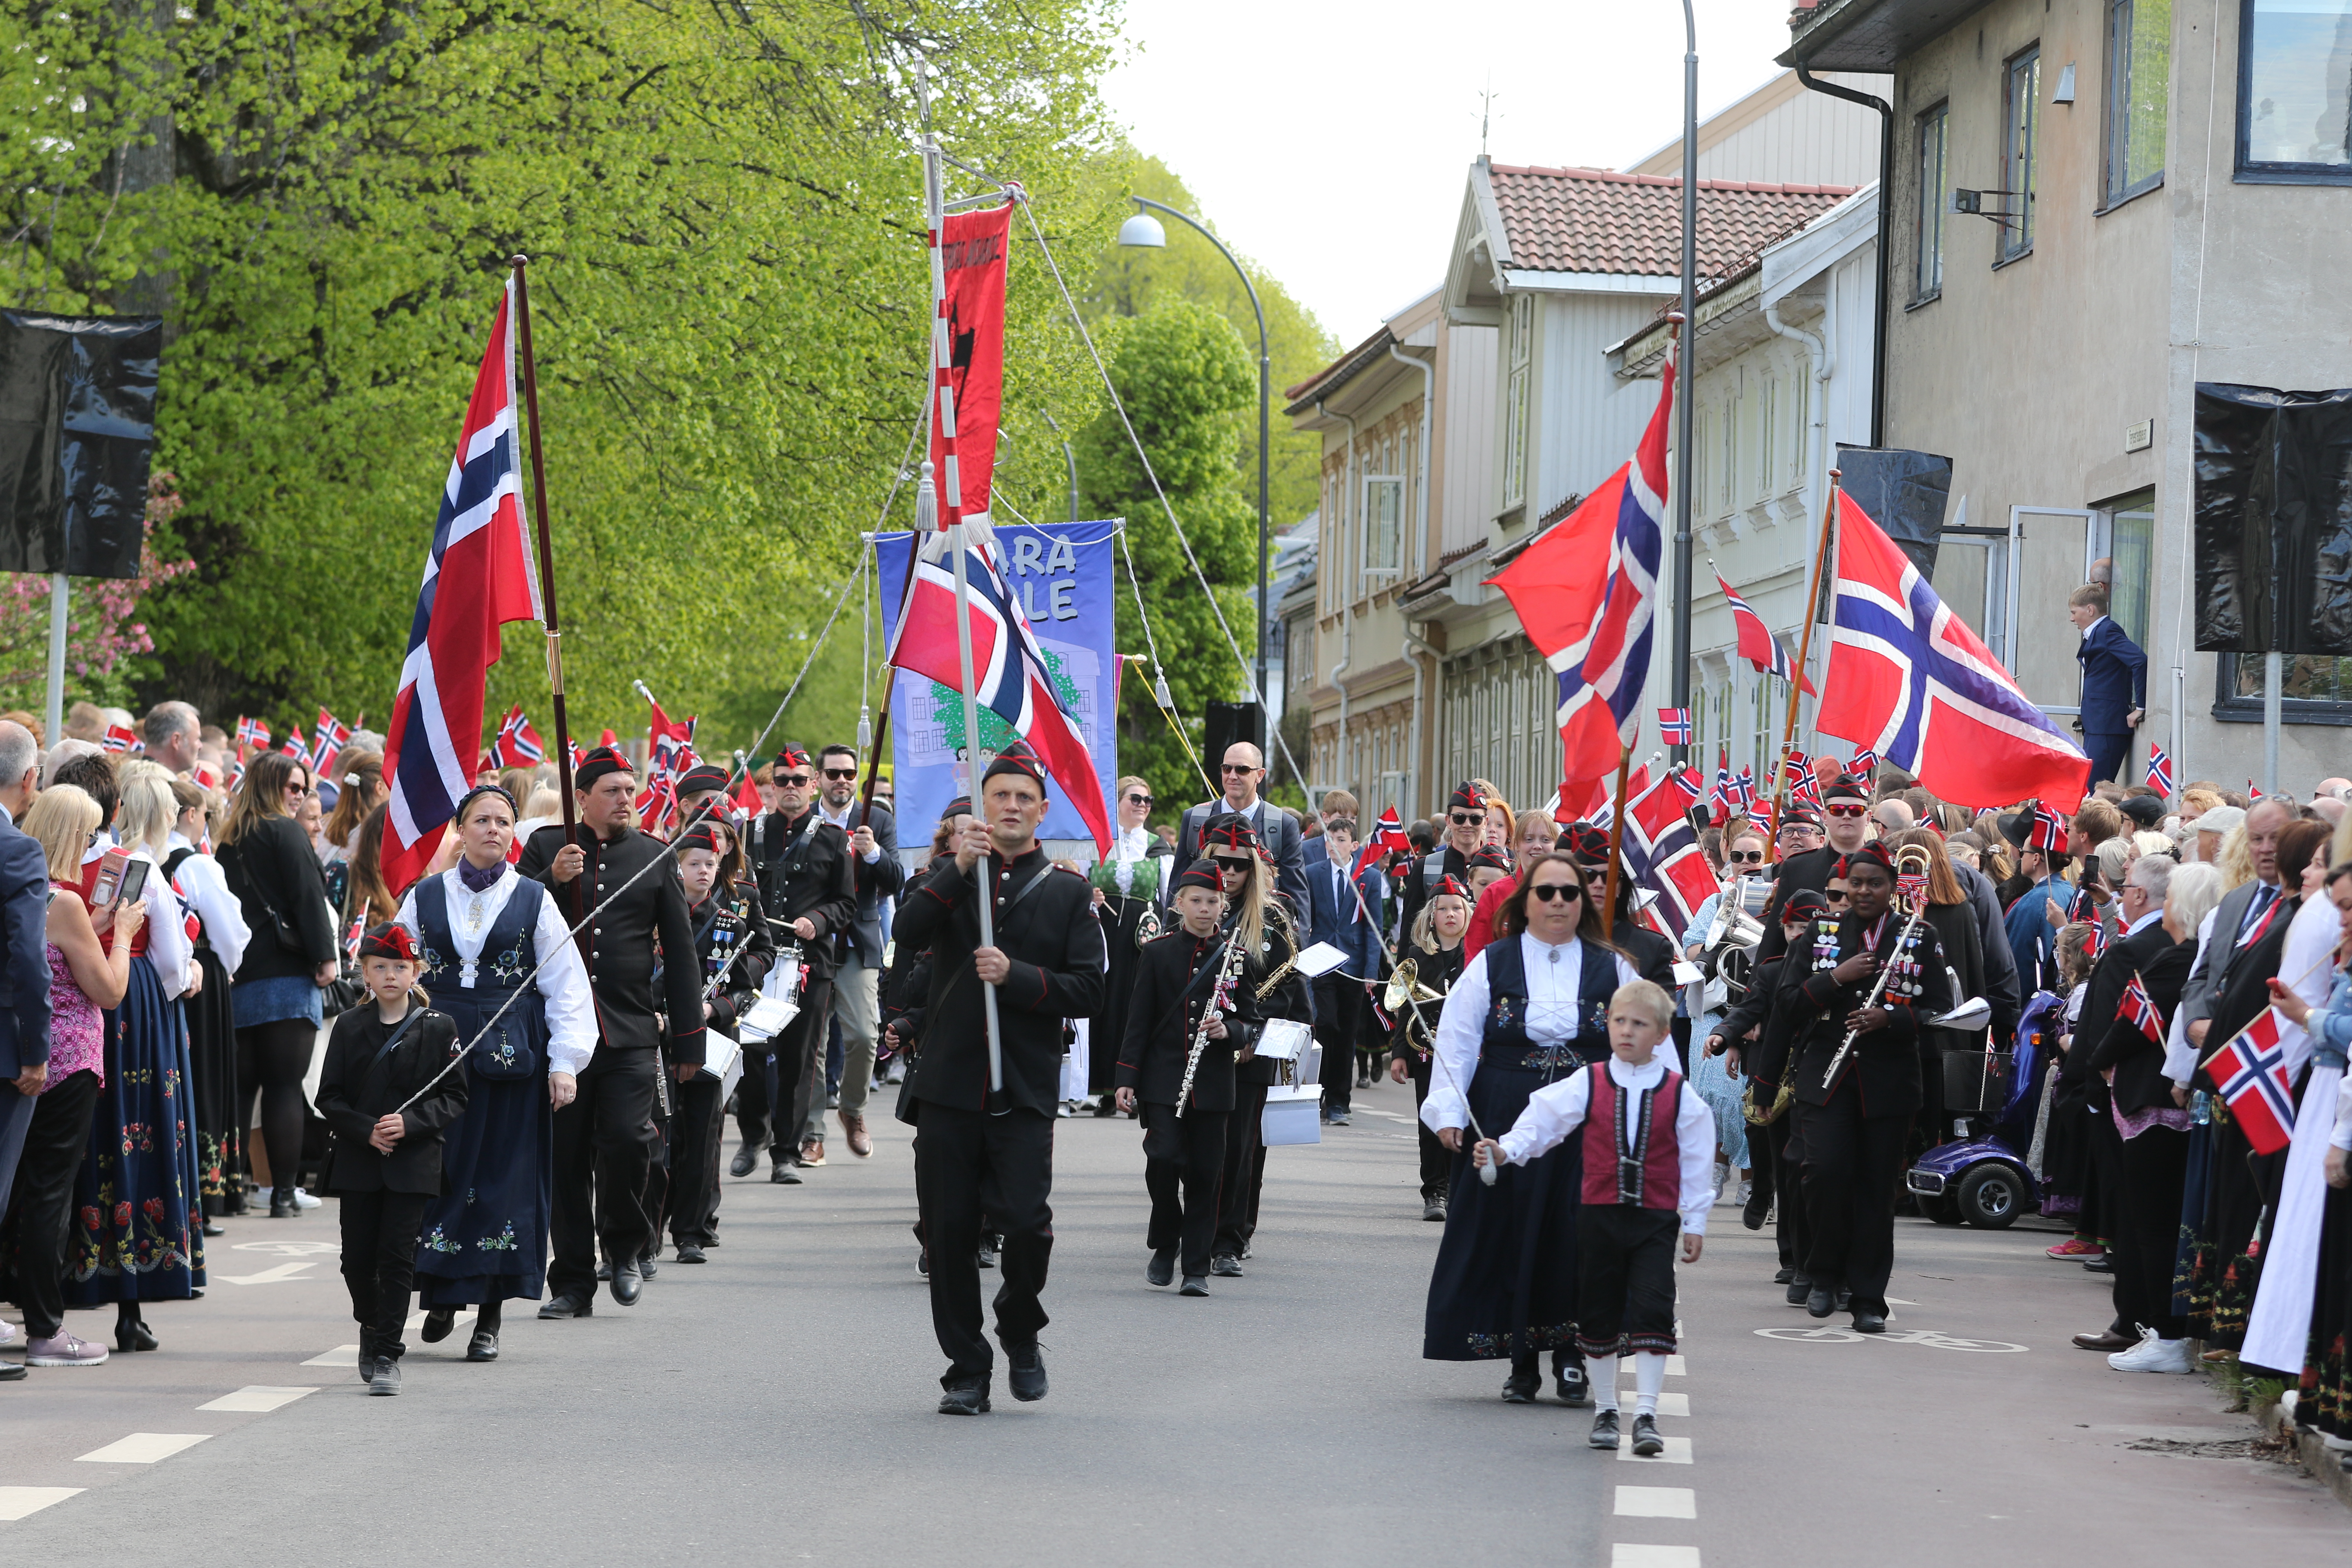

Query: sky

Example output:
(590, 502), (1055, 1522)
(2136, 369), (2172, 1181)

(1101, 0), (1809, 348)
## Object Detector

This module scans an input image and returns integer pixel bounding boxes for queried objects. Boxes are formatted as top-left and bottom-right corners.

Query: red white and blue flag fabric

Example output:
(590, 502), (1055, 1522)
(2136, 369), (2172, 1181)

(1781, 745), (1810, 785)
(2207, 1006), (2296, 1155)
(1730, 766), (1757, 811)
(101, 723), (137, 754)
(381, 279), (545, 890)
(310, 710), (351, 778)
(236, 716), (270, 752)
(2145, 744), (2172, 796)
(886, 525), (1112, 854)
(1716, 568), (1816, 696)
(495, 706), (545, 768)
(1789, 769), (1823, 811)
(1658, 707), (1691, 745)
(1616, 767), (1720, 936)
(1816, 491), (2090, 812)
(2027, 801), (2069, 852)
(1709, 748), (1733, 820)
(1848, 745), (1878, 780)
(1490, 356), (1673, 789)
(279, 735), (306, 760)
(2248, 779), (2266, 801)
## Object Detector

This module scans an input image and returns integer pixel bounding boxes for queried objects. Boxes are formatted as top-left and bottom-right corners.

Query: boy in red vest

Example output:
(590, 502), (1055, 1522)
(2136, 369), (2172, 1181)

(1474, 979), (1712, 1457)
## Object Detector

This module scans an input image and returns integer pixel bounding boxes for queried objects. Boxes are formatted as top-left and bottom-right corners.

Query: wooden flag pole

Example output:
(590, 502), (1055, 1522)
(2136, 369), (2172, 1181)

(1599, 742), (1632, 941)
(1770, 469), (1842, 838)
(509, 254), (577, 846)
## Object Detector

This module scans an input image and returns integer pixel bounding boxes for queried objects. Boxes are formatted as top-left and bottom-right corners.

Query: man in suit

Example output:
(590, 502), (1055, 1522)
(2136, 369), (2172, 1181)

(0, 719), (52, 1366)
(1168, 742), (1308, 919)
(2178, 796), (2293, 1052)
(899, 744), (1105, 1414)
(815, 743), (902, 1159)
(1305, 816), (1384, 1123)
(2071, 584), (2146, 784)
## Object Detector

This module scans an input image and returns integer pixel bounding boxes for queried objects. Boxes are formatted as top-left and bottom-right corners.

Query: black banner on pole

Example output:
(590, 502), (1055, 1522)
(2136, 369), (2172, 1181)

(1834, 444), (1954, 584)
(0, 311), (162, 580)
(2193, 382), (2352, 655)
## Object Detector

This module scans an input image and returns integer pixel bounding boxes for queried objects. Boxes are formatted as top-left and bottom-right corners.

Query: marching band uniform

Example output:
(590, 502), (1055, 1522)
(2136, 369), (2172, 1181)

(1089, 823), (1163, 1111)
(1422, 927), (1644, 1402)
(1732, 891), (1837, 1292)
(1215, 893), (1311, 1271)
(1397, 781), (1488, 939)
(1785, 854), (1951, 1328)
(674, 830), (774, 1259)
(1393, 928), (1468, 1220)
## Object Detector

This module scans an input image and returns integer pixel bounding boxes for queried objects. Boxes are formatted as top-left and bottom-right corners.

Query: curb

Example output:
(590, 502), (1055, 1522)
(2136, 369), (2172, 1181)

(2256, 1395), (2352, 1513)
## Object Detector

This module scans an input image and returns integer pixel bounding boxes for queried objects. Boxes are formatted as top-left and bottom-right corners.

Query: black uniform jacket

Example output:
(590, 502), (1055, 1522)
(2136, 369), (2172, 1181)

(317, 1005), (469, 1196)
(2087, 937), (2197, 1115)
(1388, 940), (1466, 1065)
(1118, 927), (1263, 1113)
(1788, 910), (1953, 1115)
(519, 822), (708, 1064)
(2064, 915), (2173, 1090)
(746, 806), (859, 981)
(692, 883), (777, 1037)
(895, 843), (1106, 1116)
(1755, 844), (1841, 965)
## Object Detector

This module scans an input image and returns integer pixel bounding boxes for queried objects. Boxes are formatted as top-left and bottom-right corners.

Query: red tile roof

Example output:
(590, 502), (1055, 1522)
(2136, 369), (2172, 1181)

(1485, 164), (1856, 279)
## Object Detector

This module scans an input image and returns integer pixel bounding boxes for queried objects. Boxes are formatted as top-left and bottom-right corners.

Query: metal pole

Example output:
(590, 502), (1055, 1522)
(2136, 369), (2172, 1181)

(1041, 408), (1079, 523)
(43, 571), (66, 744)
(2264, 649), (2282, 797)
(1669, 0), (1699, 768)
(509, 255), (578, 843)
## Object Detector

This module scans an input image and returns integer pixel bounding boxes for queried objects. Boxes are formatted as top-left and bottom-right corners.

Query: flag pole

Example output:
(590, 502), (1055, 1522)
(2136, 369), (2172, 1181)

(509, 254), (577, 846)
(1770, 469), (1841, 837)
(1600, 743), (1632, 941)
(920, 58), (1008, 1113)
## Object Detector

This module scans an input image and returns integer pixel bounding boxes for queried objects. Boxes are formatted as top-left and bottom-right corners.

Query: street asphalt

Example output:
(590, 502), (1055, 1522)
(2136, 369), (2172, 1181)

(4, 1074), (2349, 1565)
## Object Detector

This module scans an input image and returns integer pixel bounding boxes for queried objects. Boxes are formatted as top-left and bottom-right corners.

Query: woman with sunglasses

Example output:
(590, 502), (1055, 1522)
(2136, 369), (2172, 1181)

(1421, 852), (1651, 1407)
(218, 750), (340, 1218)
(1087, 776), (1163, 1116)
(1389, 876), (1474, 1221)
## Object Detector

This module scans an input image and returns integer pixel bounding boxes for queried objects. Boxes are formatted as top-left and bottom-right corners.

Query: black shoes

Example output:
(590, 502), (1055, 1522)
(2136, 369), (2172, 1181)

(1853, 1312), (1886, 1334)
(1210, 1254), (1243, 1277)
(676, 1242), (707, 1265)
(0, 1361), (24, 1381)
(1785, 1275), (1810, 1306)
(1773, 1267), (1795, 1284)
(596, 1260), (612, 1281)
(1179, 1275), (1209, 1297)
(1806, 1284), (1834, 1318)
(357, 1330), (378, 1382)
(1555, 1363), (1591, 1407)
(420, 1308), (457, 1344)
(1006, 1344), (1047, 1402)
(115, 1317), (157, 1354)
(977, 1234), (999, 1269)
(770, 1161), (801, 1185)
(2083, 1256), (2113, 1274)
(466, 1330), (499, 1362)
(938, 1376), (991, 1415)
(1589, 1409), (1621, 1449)
(1422, 1197), (1447, 1222)
(730, 1143), (760, 1178)
(637, 1251), (659, 1280)
(538, 1291), (592, 1320)
(1146, 1249), (1175, 1288)
(1502, 1370), (1541, 1404)
(1630, 1413), (1664, 1457)
(369, 1357), (402, 1396)
(1742, 1191), (1770, 1231)
(609, 1258), (643, 1306)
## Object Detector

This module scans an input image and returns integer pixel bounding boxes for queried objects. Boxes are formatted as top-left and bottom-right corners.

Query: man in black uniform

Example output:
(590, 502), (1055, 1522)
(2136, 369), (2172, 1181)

(670, 820), (774, 1263)
(732, 744), (857, 1182)
(897, 745), (1104, 1414)
(519, 747), (707, 1317)
(1396, 781), (1488, 939)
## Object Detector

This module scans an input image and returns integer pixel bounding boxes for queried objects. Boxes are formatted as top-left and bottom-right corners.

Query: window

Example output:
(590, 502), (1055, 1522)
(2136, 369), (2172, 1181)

(1916, 102), (1949, 297)
(2238, 0), (2352, 180)
(2090, 489), (2156, 647)
(1502, 294), (1533, 508)
(2106, 0), (2170, 202)
(1363, 476), (1404, 579)
(1718, 395), (1735, 511)
(1788, 372), (1810, 485)
(1757, 373), (1776, 498)
(2002, 47), (2042, 259)
(2217, 653), (2352, 722)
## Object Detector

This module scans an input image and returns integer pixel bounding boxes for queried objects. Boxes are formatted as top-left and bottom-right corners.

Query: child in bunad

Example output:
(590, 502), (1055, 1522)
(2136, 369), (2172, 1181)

(1475, 978), (1712, 1457)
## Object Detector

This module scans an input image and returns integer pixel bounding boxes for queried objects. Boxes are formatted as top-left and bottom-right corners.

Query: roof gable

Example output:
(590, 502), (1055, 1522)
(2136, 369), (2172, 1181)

(1485, 164), (1856, 281)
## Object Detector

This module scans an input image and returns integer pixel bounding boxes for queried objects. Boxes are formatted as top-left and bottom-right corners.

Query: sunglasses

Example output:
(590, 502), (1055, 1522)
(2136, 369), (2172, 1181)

(1220, 763), (1257, 775)
(1528, 882), (1578, 903)
(1582, 868), (1609, 884)
(1824, 805), (1866, 818)
(1126, 792), (1152, 806)
(284, 783), (310, 796)
(1210, 854), (1250, 869)
(1449, 812), (1481, 826)
(1728, 849), (1766, 864)
(778, 774), (812, 788)
(1826, 889), (1849, 902)
(821, 767), (858, 781)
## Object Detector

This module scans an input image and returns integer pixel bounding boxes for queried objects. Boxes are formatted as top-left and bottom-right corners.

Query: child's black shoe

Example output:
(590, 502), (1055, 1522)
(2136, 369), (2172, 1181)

(1589, 1409), (1621, 1449)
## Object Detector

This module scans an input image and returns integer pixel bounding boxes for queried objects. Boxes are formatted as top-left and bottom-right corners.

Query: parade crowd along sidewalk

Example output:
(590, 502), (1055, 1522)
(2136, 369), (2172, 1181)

(10, 695), (2352, 1441)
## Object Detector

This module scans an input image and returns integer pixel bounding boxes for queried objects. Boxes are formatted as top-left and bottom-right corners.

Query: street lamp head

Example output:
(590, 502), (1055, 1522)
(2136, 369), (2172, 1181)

(1117, 211), (1167, 249)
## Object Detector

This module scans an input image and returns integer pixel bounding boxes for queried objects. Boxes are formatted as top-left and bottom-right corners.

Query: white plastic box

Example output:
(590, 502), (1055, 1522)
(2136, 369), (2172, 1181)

(1262, 1084), (1323, 1145)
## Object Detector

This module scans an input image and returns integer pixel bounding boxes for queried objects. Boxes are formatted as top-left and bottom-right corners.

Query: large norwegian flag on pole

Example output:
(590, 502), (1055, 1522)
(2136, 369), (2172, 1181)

(1815, 490), (2090, 812)
(1714, 567), (1816, 696)
(1489, 355), (1672, 788)
(381, 279), (545, 889)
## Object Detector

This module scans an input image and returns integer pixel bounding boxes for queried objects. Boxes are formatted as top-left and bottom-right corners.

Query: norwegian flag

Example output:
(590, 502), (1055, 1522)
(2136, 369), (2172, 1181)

(2206, 1007), (2297, 1155)
(1709, 748), (1733, 819)
(1849, 745), (1879, 780)
(886, 526), (1112, 854)
(567, 739), (584, 773)
(1730, 766), (1757, 810)
(1817, 491), (2090, 811)
(1658, 707), (1692, 745)
(635, 699), (696, 833)
(381, 277), (546, 889)
(2027, 800), (2068, 851)
(1715, 568), (1816, 695)
(731, 768), (763, 819)
(101, 723), (137, 753)
(495, 705), (545, 768)
(1489, 355), (1672, 789)
(2247, 779), (2266, 801)
(309, 709), (351, 777)
(1669, 766), (1705, 805)
(1617, 767), (1722, 935)
(2145, 744), (2172, 796)
(1781, 745), (1811, 785)
(236, 716), (270, 751)
(1789, 769), (1824, 811)
(279, 735), (306, 760)
(1354, 806), (1412, 877)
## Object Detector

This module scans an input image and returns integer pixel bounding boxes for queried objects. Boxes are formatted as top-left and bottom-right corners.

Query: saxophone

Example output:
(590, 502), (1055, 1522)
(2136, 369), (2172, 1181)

(1254, 901), (1302, 1000)
(1175, 926), (1250, 1119)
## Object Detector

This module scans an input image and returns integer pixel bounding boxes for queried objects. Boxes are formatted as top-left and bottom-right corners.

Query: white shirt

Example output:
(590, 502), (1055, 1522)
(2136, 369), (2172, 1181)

(1107, 822), (1152, 897)
(818, 796), (883, 863)
(165, 830), (251, 975)
(1421, 932), (1662, 1133)
(2164, 907), (2221, 1086)
(125, 845), (193, 1000)
(1494, 1054), (1717, 1234)
(395, 865), (599, 1078)
(2270, 893), (2339, 1081)
(2079, 614), (2108, 642)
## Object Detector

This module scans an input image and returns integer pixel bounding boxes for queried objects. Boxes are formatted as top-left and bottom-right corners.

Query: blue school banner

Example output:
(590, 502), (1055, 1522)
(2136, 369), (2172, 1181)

(876, 522), (1119, 850)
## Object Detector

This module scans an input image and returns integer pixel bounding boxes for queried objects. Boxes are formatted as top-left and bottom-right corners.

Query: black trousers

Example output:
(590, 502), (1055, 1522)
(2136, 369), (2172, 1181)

(913, 1101), (1054, 1382)
(548, 1044), (659, 1301)
(735, 978), (833, 1162)
(1765, 1102), (1807, 1271)
(1574, 1204), (1682, 1357)
(1313, 977), (1361, 1112)
(1405, 1055), (1449, 1199)
(1214, 1080), (1270, 1258)
(2112, 1121), (2191, 1340)
(7, 1069), (101, 1339)
(667, 1068), (723, 1246)
(339, 1188), (431, 1361)
(1798, 1087), (1911, 1315)
(1139, 1101), (1227, 1276)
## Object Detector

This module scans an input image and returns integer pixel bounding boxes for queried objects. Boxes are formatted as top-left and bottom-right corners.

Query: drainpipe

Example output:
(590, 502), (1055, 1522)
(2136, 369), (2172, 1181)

(1794, 67), (1890, 447)
(1764, 298), (1833, 729)
(1318, 398), (1358, 799)
(1402, 625), (1438, 821)
(1386, 343), (1437, 821)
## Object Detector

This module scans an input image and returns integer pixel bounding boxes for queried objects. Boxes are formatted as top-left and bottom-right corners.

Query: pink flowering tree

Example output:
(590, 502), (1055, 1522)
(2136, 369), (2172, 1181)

(0, 474), (197, 713)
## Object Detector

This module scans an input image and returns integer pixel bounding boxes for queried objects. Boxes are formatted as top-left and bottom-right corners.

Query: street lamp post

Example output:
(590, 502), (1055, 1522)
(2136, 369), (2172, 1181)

(1118, 199), (1272, 729)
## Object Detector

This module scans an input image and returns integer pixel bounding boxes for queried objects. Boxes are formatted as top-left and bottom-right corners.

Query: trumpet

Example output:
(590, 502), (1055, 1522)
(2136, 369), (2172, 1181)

(1818, 845), (1934, 1090)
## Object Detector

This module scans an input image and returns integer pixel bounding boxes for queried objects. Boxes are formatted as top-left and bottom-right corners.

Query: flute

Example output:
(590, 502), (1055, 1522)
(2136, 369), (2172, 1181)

(1819, 847), (1933, 1090)
(1175, 928), (1250, 1119)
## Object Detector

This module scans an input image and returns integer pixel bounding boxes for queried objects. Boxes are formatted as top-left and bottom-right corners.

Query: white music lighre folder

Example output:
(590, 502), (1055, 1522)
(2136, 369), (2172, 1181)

(1292, 941), (1349, 979)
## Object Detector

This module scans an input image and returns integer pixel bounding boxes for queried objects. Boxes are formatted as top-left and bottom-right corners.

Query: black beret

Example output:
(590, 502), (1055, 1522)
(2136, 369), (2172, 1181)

(359, 923), (419, 962)
(1171, 858), (1225, 896)
(1779, 888), (1831, 922)
(1200, 812), (1259, 853)
(1822, 775), (1871, 805)
(674, 825), (723, 858)
(1836, 845), (1898, 879)
(1565, 823), (1612, 863)
(1434, 875), (1473, 900)
(1447, 781), (1485, 812)
(982, 741), (1047, 790)
(1467, 846), (1512, 873)
(575, 746), (633, 792)
(939, 795), (972, 823)
(676, 764), (732, 798)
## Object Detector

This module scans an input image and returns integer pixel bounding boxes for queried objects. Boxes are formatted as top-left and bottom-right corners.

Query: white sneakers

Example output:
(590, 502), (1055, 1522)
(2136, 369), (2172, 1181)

(24, 1332), (109, 1366)
(291, 1187), (322, 1210)
(2109, 1327), (2196, 1374)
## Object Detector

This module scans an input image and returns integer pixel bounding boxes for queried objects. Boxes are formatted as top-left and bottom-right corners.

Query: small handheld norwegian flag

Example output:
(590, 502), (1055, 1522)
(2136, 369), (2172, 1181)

(279, 735), (306, 760)
(2206, 1007), (2295, 1155)
(1848, 746), (1878, 780)
(236, 715), (270, 751)
(2027, 801), (2068, 852)
(2122, 974), (2165, 1043)
(310, 709), (351, 777)
(2247, 779), (2266, 801)
(1781, 745), (1810, 785)
(1657, 707), (1691, 745)
(2144, 744), (2172, 796)
(101, 723), (137, 753)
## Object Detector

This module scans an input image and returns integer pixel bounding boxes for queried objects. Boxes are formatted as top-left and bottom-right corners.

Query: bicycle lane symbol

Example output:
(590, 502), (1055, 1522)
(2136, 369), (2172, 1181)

(1753, 1326), (2028, 1352)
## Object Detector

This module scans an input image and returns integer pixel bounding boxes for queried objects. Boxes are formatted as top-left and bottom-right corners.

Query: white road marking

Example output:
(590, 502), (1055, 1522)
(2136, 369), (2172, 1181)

(215, 1262), (316, 1286)
(1614, 1485), (1697, 1518)
(230, 1239), (342, 1256)
(1611, 1545), (1701, 1566)
(76, 1433), (211, 1464)
(1615, 1435), (1695, 1464)
(197, 1386), (319, 1412)
(302, 1345), (361, 1367)
(0, 1487), (83, 1521)
(1665, 1354), (1686, 1375)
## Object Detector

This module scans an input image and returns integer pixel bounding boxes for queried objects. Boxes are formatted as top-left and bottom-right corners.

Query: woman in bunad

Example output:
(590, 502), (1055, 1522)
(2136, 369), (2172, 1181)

(163, 775), (251, 1228)
(1087, 776), (1163, 1115)
(399, 784), (596, 1363)
(64, 761), (204, 1352)
(1422, 851), (1651, 1407)
(1388, 876), (1473, 1222)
